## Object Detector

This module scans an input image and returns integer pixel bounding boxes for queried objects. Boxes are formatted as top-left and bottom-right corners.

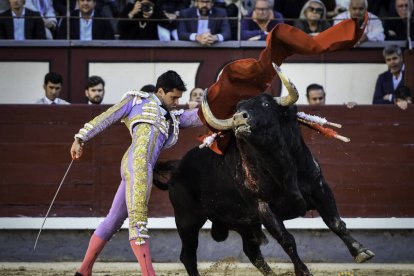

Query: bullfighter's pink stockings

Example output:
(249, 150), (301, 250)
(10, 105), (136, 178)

(130, 240), (156, 276)
(76, 234), (107, 276)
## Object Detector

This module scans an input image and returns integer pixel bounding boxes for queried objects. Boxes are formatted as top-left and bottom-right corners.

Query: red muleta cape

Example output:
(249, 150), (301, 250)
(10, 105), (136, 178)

(198, 14), (368, 154)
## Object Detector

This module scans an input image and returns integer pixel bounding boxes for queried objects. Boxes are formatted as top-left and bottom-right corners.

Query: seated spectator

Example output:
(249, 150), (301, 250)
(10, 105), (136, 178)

(187, 87), (204, 109)
(274, 0), (308, 25)
(394, 85), (412, 110)
(118, 0), (159, 40)
(177, 0), (231, 45)
(56, 0), (115, 40)
(333, 0), (385, 43)
(36, 72), (70, 104)
(306, 83), (326, 105)
(25, 0), (58, 39)
(0, 0), (46, 40)
(85, 75), (105, 104)
(294, 0), (331, 35)
(156, 0), (191, 41)
(373, 45), (405, 105)
(384, 0), (413, 40)
(241, 0), (284, 41)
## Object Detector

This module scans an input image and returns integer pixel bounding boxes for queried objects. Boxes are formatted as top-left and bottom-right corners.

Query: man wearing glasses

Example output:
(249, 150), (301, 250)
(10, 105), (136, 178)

(333, 0), (385, 43)
(384, 0), (413, 40)
(241, 0), (284, 40)
(294, 0), (331, 35)
(177, 0), (231, 45)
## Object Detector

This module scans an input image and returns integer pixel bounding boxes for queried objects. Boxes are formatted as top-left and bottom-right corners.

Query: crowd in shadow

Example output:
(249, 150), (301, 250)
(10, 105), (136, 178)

(0, 0), (413, 43)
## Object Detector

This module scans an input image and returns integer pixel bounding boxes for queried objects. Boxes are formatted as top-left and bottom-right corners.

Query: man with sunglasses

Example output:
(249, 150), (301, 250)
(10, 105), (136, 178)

(333, 0), (385, 43)
(177, 0), (231, 45)
(384, 0), (413, 40)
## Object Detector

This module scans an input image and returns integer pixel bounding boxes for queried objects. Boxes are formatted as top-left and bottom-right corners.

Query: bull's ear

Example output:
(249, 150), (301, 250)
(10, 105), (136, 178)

(201, 89), (234, 130)
(273, 64), (299, 106)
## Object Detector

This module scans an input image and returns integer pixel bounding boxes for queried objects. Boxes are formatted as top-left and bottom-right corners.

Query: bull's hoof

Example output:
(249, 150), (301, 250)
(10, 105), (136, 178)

(355, 249), (375, 263)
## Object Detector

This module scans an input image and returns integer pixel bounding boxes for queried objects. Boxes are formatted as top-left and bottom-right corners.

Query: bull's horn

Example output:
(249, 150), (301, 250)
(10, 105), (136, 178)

(273, 64), (299, 106)
(201, 89), (234, 130)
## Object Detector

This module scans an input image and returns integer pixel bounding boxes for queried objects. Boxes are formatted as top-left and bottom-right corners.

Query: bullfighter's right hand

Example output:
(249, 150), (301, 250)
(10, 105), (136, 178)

(70, 138), (84, 160)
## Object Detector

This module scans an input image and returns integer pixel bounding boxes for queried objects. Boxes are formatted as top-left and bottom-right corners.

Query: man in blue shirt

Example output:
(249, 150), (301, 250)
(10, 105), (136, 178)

(56, 0), (114, 40)
(0, 0), (46, 39)
(177, 0), (231, 45)
(373, 45), (405, 106)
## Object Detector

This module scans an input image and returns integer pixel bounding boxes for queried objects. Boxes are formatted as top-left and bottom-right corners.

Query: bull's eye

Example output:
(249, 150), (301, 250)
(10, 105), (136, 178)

(262, 102), (269, 107)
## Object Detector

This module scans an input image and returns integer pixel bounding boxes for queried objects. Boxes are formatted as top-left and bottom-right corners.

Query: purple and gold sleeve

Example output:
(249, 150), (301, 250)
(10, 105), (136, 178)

(75, 96), (133, 142)
(178, 108), (203, 128)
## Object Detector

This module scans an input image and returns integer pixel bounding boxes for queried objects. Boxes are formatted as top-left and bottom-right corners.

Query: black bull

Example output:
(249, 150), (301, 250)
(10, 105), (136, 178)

(156, 94), (374, 276)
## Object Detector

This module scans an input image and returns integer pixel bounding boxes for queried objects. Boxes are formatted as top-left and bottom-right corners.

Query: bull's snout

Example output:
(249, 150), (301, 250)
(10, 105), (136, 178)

(233, 111), (251, 136)
(233, 111), (249, 126)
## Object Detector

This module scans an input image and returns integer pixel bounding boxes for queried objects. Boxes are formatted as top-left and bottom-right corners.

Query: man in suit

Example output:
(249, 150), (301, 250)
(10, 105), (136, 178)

(0, 0), (46, 39)
(373, 45), (405, 106)
(177, 0), (231, 45)
(56, 0), (114, 40)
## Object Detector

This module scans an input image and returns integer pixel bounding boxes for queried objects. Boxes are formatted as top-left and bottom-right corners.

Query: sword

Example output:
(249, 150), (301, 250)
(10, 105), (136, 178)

(33, 159), (74, 251)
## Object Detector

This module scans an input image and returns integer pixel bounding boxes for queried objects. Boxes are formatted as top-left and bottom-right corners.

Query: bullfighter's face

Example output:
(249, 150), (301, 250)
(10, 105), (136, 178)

(156, 88), (183, 111)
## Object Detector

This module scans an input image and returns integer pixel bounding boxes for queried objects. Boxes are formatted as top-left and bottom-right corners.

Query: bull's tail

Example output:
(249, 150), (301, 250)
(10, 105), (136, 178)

(153, 160), (180, 190)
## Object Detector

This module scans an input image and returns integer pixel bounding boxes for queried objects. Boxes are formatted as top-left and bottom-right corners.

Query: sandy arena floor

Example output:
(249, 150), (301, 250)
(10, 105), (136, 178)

(1, 261), (414, 276)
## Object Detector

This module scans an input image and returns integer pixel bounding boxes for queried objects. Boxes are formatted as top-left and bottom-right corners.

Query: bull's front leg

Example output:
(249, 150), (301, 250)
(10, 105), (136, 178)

(312, 181), (375, 263)
(257, 200), (312, 276)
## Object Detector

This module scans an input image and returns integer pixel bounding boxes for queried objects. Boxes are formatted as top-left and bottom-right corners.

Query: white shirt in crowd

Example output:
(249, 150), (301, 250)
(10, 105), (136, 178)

(333, 11), (385, 41)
